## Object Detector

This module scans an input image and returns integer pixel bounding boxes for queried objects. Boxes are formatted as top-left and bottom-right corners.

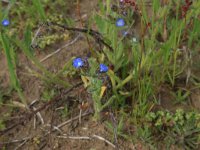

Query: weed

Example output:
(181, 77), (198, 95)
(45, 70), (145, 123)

(59, 106), (69, 119)
(41, 88), (57, 102)
(0, 120), (5, 131)
(0, 32), (28, 107)
(145, 109), (200, 149)
(72, 57), (113, 120)
(171, 88), (190, 104)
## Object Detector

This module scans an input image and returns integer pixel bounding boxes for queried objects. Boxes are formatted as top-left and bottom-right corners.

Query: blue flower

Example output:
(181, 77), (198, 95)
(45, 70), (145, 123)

(73, 58), (84, 69)
(116, 18), (125, 27)
(122, 30), (128, 36)
(99, 64), (108, 73)
(2, 19), (10, 27)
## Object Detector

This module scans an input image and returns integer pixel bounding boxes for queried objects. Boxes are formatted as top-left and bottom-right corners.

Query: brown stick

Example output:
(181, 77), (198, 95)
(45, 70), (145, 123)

(48, 22), (114, 52)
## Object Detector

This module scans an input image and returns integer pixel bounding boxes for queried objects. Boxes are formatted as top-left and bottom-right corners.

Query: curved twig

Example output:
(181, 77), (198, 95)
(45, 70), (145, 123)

(48, 22), (114, 51)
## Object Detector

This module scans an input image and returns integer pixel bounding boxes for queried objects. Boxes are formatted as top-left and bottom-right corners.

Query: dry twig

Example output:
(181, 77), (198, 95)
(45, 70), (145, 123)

(56, 134), (116, 149)
(14, 139), (29, 150)
(32, 106), (45, 125)
(40, 34), (81, 62)
(49, 22), (114, 51)
(92, 134), (116, 149)
(52, 111), (91, 130)
(0, 137), (31, 145)
(57, 135), (90, 140)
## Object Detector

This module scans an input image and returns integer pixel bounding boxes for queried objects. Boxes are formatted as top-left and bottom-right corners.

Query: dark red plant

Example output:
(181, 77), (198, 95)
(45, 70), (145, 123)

(121, 0), (137, 11)
(181, 0), (192, 18)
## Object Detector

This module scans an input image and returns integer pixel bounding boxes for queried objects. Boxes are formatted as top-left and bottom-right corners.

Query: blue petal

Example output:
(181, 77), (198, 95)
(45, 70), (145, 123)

(2, 19), (10, 26)
(100, 64), (108, 73)
(73, 58), (84, 69)
(116, 18), (125, 27)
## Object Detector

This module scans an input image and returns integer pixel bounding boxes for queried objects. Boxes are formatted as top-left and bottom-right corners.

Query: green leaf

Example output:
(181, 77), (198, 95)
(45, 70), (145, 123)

(94, 15), (106, 34)
(32, 0), (46, 21)
(0, 32), (27, 107)
(0, 32), (19, 88)
(24, 25), (33, 55)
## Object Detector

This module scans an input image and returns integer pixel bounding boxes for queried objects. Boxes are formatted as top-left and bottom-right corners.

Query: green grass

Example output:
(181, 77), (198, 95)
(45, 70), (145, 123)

(0, 32), (28, 108)
(0, 0), (200, 149)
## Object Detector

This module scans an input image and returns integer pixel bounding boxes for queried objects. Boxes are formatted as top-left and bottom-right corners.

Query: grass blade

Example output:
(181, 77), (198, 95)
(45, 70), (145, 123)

(0, 32), (27, 107)
(32, 0), (46, 21)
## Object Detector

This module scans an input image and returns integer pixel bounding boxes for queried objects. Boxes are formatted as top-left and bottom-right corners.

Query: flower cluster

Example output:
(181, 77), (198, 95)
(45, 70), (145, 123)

(72, 57), (109, 73)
